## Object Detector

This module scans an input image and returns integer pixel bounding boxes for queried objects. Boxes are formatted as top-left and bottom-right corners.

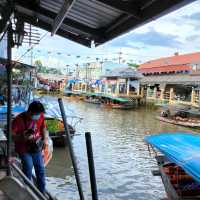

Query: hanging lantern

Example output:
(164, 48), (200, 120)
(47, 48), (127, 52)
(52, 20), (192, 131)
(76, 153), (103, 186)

(13, 17), (26, 47)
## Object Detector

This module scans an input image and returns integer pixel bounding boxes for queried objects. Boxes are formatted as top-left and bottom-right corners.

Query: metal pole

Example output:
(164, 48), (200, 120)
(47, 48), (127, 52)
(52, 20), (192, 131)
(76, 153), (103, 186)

(27, 71), (32, 105)
(6, 24), (13, 176)
(58, 98), (85, 200)
(85, 132), (98, 200)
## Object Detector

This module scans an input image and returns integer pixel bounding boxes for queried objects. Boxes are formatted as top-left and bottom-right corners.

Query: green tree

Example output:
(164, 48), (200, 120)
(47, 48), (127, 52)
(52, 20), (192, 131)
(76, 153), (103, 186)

(34, 59), (63, 75)
(34, 59), (43, 72)
(127, 63), (139, 68)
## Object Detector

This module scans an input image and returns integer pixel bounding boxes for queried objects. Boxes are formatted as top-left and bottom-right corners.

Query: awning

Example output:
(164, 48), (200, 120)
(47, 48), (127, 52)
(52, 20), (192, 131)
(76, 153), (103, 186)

(0, 1), (196, 47)
(145, 132), (200, 183)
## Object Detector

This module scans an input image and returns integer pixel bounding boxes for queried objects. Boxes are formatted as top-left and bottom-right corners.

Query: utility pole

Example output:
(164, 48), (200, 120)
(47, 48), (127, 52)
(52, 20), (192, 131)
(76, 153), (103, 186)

(66, 65), (69, 75)
(75, 63), (79, 79)
(118, 49), (122, 64)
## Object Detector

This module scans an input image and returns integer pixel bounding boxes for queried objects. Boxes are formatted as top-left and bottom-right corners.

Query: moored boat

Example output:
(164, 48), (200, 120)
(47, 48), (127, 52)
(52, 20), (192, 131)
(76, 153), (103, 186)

(45, 117), (75, 147)
(156, 116), (200, 129)
(145, 133), (200, 200)
(156, 104), (200, 129)
(84, 98), (101, 104)
(109, 97), (135, 109)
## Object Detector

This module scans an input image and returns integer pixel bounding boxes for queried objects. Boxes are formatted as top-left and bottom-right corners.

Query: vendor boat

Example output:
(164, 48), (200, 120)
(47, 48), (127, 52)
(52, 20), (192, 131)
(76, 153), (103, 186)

(145, 133), (200, 200)
(45, 117), (75, 147)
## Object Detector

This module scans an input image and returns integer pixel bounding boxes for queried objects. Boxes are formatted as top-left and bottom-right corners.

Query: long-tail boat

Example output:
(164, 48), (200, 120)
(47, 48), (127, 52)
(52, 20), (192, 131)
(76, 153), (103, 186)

(145, 132), (200, 200)
(156, 105), (200, 129)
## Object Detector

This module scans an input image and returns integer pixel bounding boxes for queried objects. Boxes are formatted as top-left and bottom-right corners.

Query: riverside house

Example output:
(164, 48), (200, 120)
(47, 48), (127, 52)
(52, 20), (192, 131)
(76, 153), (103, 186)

(101, 67), (143, 98)
(139, 52), (200, 107)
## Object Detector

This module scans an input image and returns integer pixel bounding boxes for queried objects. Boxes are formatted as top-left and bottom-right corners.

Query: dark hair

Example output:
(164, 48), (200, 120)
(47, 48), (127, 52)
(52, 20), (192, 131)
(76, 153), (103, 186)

(28, 101), (45, 114)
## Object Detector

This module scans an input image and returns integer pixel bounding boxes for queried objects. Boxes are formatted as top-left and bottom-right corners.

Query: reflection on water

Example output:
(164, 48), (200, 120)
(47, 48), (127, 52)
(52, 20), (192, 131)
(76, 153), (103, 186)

(46, 97), (192, 200)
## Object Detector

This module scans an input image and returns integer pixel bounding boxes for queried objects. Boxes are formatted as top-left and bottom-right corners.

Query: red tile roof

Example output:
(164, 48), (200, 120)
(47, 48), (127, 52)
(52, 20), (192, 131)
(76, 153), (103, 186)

(139, 52), (200, 72)
(139, 65), (191, 73)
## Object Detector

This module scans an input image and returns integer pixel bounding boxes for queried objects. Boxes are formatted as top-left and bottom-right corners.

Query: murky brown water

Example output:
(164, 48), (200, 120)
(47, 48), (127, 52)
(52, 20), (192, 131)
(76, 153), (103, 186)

(45, 97), (192, 200)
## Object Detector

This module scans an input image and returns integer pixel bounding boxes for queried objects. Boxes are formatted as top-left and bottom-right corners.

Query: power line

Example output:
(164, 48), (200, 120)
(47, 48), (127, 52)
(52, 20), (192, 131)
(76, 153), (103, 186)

(16, 31), (49, 62)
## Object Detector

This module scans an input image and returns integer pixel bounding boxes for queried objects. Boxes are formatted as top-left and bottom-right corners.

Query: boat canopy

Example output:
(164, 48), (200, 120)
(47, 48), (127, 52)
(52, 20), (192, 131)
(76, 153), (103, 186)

(86, 92), (102, 97)
(145, 132), (200, 183)
(105, 95), (129, 103)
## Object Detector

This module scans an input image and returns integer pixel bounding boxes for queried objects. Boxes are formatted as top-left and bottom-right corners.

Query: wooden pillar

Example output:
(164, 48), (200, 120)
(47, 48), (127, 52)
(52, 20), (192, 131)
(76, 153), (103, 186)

(126, 78), (130, 96)
(160, 89), (164, 100)
(191, 88), (196, 105)
(137, 86), (140, 96)
(141, 86), (144, 98)
(115, 79), (119, 95)
(105, 82), (108, 94)
(153, 87), (157, 99)
(99, 84), (102, 93)
(169, 88), (174, 103)
(72, 83), (75, 91)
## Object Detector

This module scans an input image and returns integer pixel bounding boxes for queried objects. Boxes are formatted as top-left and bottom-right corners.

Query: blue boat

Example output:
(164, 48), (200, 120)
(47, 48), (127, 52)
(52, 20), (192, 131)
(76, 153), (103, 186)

(145, 132), (200, 200)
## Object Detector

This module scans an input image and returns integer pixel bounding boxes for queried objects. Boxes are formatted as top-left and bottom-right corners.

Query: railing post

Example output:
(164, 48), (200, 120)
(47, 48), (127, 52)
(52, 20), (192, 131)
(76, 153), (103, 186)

(85, 132), (98, 200)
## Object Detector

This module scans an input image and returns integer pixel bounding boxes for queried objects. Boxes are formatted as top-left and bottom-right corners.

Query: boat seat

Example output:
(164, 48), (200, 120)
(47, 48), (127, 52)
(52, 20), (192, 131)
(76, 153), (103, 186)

(0, 176), (40, 200)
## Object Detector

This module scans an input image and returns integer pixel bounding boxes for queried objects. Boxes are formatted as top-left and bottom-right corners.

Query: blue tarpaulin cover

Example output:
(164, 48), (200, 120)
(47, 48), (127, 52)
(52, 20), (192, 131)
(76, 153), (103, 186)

(145, 132), (200, 183)
(0, 105), (26, 114)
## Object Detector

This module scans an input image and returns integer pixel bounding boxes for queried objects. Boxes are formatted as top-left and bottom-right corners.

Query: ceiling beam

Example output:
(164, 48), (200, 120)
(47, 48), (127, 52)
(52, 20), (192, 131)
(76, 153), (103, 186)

(0, 1), (13, 34)
(51, 0), (75, 36)
(97, 0), (141, 20)
(15, 4), (102, 40)
(16, 12), (91, 47)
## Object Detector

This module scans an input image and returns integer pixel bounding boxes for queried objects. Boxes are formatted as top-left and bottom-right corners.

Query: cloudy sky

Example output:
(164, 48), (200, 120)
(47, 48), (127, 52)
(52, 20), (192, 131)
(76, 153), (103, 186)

(13, 1), (200, 71)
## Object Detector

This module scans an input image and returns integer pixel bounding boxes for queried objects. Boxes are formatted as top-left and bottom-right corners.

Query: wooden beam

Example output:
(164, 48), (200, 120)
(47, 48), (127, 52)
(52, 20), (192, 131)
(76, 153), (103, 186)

(97, 0), (141, 20)
(51, 0), (75, 36)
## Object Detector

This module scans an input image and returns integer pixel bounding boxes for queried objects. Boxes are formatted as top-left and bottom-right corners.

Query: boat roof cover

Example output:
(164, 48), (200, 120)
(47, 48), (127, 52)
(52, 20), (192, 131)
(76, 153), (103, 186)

(145, 132), (200, 183)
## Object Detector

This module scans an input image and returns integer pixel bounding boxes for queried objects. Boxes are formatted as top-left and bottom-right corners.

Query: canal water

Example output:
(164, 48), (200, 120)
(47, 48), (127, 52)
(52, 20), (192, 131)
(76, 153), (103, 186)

(45, 97), (191, 200)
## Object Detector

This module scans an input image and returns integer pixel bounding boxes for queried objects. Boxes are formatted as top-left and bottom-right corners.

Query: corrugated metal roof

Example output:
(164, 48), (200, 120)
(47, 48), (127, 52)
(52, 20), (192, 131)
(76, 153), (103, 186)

(0, 0), (197, 47)
(103, 67), (143, 79)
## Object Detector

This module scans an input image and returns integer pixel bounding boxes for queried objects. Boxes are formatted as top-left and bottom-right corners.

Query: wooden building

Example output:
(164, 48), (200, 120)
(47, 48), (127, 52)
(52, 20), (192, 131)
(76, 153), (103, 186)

(101, 67), (143, 97)
(139, 52), (200, 107)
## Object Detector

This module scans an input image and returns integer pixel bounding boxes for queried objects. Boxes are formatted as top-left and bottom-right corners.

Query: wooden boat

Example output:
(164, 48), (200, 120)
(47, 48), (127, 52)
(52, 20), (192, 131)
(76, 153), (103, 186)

(102, 96), (135, 109)
(84, 93), (102, 104)
(145, 133), (200, 200)
(84, 98), (101, 104)
(45, 117), (75, 147)
(155, 155), (200, 200)
(111, 103), (135, 109)
(156, 116), (200, 129)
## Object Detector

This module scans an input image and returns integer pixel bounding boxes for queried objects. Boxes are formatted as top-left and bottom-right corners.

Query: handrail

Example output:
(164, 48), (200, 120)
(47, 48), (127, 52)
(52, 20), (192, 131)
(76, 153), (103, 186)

(10, 163), (48, 200)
